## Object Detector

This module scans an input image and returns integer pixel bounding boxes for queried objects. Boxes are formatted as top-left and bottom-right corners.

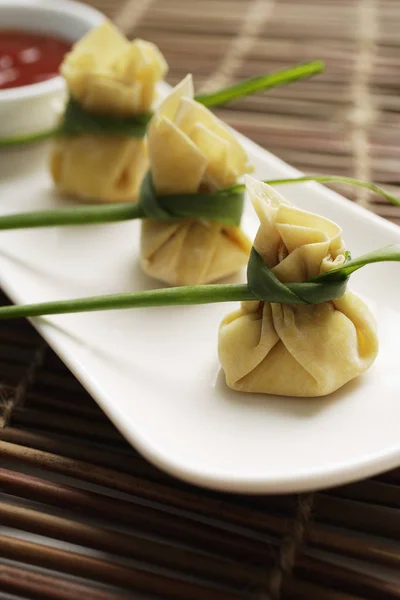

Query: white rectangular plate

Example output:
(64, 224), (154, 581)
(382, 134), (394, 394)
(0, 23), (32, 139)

(0, 96), (399, 493)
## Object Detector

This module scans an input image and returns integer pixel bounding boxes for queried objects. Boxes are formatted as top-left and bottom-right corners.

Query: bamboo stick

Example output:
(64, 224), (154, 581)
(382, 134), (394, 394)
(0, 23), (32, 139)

(10, 408), (123, 444)
(0, 558), (240, 600)
(295, 555), (400, 600)
(0, 502), (269, 589)
(0, 468), (270, 565)
(0, 441), (286, 536)
(0, 563), (126, 600)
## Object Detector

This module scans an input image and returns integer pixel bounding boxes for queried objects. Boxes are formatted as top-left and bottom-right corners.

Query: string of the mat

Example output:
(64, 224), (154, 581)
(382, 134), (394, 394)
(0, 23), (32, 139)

(109, 3), (316, 596)
(113, 0), (156, 35)
(0, 342), (47, 429)
(199, 0), (277, 92)
(349, 0), (379, 209)
(263, 494), (315, 600)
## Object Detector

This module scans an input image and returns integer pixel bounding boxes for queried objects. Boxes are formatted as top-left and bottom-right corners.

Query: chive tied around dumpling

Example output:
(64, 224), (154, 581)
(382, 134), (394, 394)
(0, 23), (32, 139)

(50, 21), (167, 203)
(140, 75), (253, 286)
(218, 177), (379, 397)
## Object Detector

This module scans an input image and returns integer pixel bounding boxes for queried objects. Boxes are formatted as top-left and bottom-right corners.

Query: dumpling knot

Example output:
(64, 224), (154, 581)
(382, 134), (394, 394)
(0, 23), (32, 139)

(218, 177), (379, 397)
(246, 247), (349, 306)
(140, 75), (252, 286)
(138, 171), (245, 226)
(50, 20), (167, 203)
(62, 21), (167, 117)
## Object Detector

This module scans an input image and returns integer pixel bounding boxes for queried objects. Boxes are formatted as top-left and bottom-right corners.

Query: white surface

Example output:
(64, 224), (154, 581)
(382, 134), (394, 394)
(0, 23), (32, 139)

(0, 100), (399, 493)
(0, 0), (105, 136)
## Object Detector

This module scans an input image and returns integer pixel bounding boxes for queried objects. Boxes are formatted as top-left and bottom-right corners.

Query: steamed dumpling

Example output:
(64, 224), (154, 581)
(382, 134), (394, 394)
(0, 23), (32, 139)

(50, 21), (168, 203)
(61, 21), (167, 117)
(218, 177), (379, 397)
(140, 75), (252, 285)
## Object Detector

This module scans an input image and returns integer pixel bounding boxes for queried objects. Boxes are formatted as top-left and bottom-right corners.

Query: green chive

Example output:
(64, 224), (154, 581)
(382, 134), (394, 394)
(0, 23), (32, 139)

(196, 60), (325, 107)
(262, 175), (400, 208)
(246, 248), (349, 305)
(0, 175), (397, 231)
(0, 284), (255, 320)
(59, 98), (152, 138)
(312, 244), (400, 281)
(0, 171), (244, 230)
(0, 128), (59, 148)
(139, 172), (245, 226)
(0, 60), (324, 147)
(0, 202), (145, 230)
(0, 244), (398, 320)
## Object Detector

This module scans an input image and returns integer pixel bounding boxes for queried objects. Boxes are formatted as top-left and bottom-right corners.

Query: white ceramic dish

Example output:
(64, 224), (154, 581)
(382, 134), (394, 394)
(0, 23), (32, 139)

(0, 84), (399, 493)
(0, 0), (104, 137)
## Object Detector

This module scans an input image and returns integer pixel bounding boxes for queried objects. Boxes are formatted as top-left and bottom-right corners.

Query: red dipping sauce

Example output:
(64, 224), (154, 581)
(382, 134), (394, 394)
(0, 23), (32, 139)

(0, 30), (71, 90)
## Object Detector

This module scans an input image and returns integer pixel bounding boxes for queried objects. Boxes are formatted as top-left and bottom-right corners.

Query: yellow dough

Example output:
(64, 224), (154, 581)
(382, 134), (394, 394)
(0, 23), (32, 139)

(50, 21), (168, 203)
(218, 177), (379, 397)
(140, 75), (252, 285)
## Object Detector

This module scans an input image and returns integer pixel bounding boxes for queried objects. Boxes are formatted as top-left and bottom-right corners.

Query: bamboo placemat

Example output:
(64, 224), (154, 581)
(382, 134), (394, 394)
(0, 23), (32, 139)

(1, 1), (400, 599)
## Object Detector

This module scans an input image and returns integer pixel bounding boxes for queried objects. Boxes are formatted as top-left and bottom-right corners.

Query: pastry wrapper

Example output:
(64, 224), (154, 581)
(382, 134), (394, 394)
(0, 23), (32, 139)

(218, 177), (379, 397)
(50, 21), (167, 203)
(141, 75), (252, 285)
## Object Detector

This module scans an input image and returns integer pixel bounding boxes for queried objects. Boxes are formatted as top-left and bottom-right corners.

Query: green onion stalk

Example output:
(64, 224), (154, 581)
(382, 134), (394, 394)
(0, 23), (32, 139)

(0, 174), (398, 231)
(0, 244), (399, 320)
(0, 61), (324, 147)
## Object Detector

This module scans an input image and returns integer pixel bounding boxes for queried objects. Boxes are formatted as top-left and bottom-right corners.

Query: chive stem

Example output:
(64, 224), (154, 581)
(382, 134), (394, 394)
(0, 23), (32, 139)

(0, 284), (255, 320)
(0, 202), (145, 230)
(0, 175), (397, 231)
(0, 128), (61, 148)
(1, 243), (398, 320)
(263, 175), (400, 207)
(195, 60), (325, 107)
(0, 61), (324, 147)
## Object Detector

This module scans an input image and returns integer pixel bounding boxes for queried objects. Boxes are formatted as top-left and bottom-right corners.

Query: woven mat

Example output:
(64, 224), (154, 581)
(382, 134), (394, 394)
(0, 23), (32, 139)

(1, 1), (400, 599)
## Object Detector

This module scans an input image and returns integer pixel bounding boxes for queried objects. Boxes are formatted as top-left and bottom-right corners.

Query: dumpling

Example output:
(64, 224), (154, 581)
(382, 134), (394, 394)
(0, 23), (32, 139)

(51, 135), (149, 203)
(218, 177), (379, 397)
(140, 75), (252, 285)
(60, 21), (167, 117)
(50, 21), (168, 203)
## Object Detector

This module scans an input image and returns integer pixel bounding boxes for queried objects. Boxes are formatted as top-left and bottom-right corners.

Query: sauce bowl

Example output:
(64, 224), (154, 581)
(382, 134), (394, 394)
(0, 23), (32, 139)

(0, 0), (105, 138)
